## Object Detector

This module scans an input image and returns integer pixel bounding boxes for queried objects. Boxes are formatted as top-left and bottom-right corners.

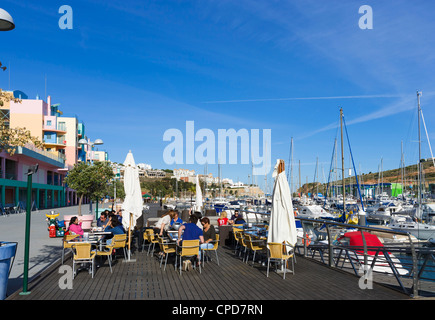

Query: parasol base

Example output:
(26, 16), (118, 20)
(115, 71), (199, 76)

(276, 269), (294, 274)
(122, 259), (136, 263)
(122, 250), (136, 263)
(276, 261), (293, 274)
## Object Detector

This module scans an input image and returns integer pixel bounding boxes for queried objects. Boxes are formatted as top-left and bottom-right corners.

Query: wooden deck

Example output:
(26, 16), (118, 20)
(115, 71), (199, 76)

(7, 242), (411, 302)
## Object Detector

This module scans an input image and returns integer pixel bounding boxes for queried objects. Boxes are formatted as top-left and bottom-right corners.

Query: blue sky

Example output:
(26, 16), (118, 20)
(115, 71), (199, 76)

(1, 0), (435, 193)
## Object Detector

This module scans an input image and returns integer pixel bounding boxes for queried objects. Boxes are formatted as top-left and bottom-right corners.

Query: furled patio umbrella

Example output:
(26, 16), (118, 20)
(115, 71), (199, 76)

(267, 159), (297, 253)
(194, 174), (203, 213)
(121, 151), (143, 261)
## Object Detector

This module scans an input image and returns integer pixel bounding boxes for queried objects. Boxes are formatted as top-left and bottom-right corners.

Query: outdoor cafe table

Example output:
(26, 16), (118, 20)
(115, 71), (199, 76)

(67, 232), (111, 250)
(67, 234), (107, 273)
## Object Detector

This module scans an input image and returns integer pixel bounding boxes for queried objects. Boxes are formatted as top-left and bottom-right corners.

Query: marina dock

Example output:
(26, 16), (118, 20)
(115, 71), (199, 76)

(7, 241), (410, 301)
(4, 203), (433, 303)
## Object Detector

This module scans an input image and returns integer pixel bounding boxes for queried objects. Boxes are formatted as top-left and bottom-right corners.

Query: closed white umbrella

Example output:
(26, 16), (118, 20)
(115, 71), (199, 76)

(267, 159), (297, 253)
(121, 151), (143, 261)
(194, 174), (203, 213)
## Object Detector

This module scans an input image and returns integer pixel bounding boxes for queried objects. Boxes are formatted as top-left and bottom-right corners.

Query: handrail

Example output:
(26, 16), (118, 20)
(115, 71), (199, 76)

(237, 208), (426, 297)
(296, 216), (419, 297)
(239, 209), (270, 224)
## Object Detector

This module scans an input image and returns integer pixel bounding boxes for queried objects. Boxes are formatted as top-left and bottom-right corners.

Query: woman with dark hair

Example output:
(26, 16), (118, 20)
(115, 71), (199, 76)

(105, 215), (125, 235)
(104, 215), (125, 244)
(200, 217), (216, 251)
(67, 216), (84, 235)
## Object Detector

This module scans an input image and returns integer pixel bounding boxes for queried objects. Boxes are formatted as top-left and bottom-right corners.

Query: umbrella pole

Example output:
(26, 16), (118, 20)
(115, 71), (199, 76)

(123, 212), (136, 263)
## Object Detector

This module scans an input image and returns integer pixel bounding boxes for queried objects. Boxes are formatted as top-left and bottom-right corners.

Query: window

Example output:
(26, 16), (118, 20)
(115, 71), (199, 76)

(58, 122), (66, 131)
(46, 120), (52, 126)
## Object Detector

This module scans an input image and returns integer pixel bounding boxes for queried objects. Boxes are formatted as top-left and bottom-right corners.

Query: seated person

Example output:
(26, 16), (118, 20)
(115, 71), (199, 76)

(67, 216), (84, 235)
(170, 211), (183, 227)
(177, 215), (204, 265)
(234, 216), (246, 225)
(228, 210), (241, 225)
(104, 216), (125, 244)
(153, 210), (175, 237)
(192, 211), (203, 230)
(116, 209), (123, 224)
(97, 211), (110, 228)
(200, 217), (216, 251)
(218, 211), (229, 226)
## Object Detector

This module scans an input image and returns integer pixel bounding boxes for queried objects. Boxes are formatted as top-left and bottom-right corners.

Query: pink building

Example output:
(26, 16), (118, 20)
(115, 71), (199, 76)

(0, 90), (90, 212)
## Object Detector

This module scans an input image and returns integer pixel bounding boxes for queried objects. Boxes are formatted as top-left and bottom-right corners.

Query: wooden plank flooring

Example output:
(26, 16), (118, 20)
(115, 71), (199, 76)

(7, 243), (411, 301)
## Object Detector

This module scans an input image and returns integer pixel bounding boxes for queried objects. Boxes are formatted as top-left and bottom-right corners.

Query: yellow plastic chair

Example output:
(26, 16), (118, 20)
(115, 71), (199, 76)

(112, 234), (128, 260)
(141, 229), (154, 253)
(62, 234), (78, 264)
(237, 231), (248, 261)
(158, 237), (176, 271)
(176, 240), (201, 275)
(96, 243), (115, 273)
(71, 243), (96, 279)
(244, 234), (266, 265)
(232, 227), (243, 255)
(266, 242), (295, 279)
(147, 232), (159, 256)
(202, 234), (220, 267)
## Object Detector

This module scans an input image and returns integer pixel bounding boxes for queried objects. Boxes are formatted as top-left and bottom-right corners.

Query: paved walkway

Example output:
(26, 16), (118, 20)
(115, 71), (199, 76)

(0, 204), (97, 296)
(1, 202), (158, 297)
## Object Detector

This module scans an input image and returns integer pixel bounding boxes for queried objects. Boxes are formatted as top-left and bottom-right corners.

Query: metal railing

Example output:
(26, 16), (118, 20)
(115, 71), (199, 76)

(239, 209), (435, 298)
(296, 217), (423, 297)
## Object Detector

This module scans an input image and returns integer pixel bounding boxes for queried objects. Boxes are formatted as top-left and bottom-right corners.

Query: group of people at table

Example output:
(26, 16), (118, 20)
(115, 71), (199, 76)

(66, 209), (125, 245)
(66, 207), (250, 267)
(152, 209), (247, 267)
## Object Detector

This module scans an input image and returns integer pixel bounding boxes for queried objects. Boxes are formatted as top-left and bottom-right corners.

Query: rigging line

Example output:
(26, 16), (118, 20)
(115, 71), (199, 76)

(324, 136), (337, 206)
(324, 126), (339, 206)
(420, 109), (435, 167)
(343, 115), (365, 212)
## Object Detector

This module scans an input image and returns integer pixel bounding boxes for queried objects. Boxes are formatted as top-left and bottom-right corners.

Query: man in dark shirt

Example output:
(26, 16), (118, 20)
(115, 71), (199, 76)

(177, 215), (204, 265)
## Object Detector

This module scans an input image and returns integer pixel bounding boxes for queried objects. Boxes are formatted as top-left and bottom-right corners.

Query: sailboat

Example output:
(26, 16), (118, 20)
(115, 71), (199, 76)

(389, 91), (435, 240)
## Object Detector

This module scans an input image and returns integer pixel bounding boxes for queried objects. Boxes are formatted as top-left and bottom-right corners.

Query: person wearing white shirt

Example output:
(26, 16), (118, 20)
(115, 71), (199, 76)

(154, 210), (176, 236)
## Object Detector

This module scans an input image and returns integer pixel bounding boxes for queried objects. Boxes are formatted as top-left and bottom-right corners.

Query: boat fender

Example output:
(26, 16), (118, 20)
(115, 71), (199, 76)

(302, 233), (311, 246)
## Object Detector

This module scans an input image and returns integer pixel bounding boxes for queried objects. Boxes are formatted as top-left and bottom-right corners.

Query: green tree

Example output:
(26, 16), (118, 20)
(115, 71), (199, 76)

(106, 179), (125, 201)
(65, 161), (114, 215)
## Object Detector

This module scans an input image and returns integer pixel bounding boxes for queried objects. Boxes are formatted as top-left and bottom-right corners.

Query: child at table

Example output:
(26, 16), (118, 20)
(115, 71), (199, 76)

(218, 211), (229, 226)
(67, 217), (84, 236)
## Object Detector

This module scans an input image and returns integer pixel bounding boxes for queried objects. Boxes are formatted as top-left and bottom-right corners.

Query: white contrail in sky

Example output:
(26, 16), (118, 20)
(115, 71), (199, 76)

(203, 94), (404, 104)
(295, 92), (435, 140)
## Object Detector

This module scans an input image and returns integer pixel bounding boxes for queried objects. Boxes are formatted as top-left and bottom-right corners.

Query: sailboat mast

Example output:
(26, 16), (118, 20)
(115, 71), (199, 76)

(290, 137), (294, 195)
(340, 108), (346, 213)
(381, 157), (384, 195)
(299, 160), (301, 197)
(417, 91), (422, 211)
(401, 141), (405, 200)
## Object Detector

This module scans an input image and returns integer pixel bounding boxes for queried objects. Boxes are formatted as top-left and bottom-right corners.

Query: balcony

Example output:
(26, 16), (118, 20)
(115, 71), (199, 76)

(14, 143), (65, 168)
(43, 126), (67, 134)
(43, 138), (67, 149)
